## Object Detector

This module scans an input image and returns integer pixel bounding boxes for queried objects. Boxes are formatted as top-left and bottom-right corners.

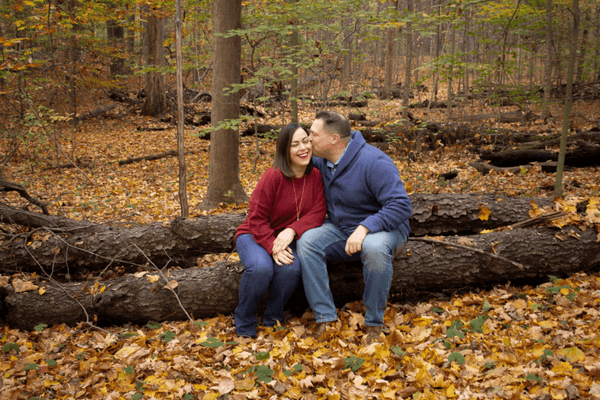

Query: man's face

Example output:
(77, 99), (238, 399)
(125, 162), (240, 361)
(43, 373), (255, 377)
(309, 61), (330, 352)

(309, 118), (331, 158)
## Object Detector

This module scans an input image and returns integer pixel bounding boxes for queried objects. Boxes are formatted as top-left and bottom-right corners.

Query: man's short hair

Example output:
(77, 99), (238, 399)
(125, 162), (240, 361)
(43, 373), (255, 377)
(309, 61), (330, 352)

(315, 111), (351, 138)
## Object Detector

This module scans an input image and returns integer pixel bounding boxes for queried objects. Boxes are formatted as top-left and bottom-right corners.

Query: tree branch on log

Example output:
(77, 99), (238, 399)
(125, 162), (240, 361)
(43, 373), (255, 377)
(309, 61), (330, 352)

(468, 161), (570, 175)
(0, 178), (49, 215)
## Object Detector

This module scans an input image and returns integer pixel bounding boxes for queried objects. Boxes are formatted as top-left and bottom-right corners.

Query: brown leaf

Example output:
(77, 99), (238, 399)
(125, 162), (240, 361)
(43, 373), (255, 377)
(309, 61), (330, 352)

(12, 278), (38, 293)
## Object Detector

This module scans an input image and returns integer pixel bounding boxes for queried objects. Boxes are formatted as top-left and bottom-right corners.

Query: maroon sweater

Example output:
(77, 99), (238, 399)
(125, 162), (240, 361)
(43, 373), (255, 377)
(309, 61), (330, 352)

(235, 167), (327, 254)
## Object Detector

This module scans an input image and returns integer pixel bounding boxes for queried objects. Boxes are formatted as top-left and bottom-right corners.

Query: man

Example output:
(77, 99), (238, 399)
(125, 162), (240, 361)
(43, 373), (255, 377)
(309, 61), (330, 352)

(297, 111), (412, 344)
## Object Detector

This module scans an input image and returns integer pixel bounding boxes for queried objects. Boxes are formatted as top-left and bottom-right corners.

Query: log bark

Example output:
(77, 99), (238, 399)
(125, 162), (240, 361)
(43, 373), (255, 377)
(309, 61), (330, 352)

(0, 194), (557, 272)
(480, 141), (600, 167)
(1, 225), (597, 331)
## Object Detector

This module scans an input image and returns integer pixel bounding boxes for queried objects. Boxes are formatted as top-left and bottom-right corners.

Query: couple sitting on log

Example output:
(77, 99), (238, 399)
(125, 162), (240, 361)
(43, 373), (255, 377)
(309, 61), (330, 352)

(234, 111), (413, 344)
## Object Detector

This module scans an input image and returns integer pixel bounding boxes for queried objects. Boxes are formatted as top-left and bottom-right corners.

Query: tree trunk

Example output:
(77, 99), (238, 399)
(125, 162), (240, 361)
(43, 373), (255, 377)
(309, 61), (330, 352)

(107, 19), (125, 77)
(555, 0), (579, 196)
(199, 0), (248, 209)
(401, 0), (413, 120)
(141, 11), (167, 116)
(542, 0), (554, 120)
(67, 0), (79, 129)
(0, 194), (557, 272)
(175, 0), (189, 218)
(382, 1), (398, 100)
(2, 225), (597, 331)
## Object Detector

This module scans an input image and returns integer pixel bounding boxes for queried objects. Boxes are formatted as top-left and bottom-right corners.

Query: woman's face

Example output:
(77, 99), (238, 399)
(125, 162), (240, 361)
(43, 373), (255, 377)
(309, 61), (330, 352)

(289, 128), (312, 170)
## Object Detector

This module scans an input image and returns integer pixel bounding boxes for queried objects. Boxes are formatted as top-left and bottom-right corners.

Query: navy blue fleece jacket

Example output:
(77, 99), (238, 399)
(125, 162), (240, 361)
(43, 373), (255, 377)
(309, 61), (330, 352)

(313, 131), (412, 238)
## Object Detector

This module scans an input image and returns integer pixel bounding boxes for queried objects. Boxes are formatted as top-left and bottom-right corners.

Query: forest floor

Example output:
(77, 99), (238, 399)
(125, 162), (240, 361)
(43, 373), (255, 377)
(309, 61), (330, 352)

(1, 92), (600, 399)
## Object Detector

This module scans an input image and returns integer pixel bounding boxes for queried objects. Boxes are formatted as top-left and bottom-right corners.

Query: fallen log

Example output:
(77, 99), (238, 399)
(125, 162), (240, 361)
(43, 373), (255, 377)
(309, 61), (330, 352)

(117, 149), (202, 166)
(1, 225), (597, 330)
(75, 104), (119, 122)
(480, 141), (600, 168)
(468, 161), (572, 175)
(462, 111), (531, 124)
(0, 178), (49, 215)
(0, 194), (557, 272)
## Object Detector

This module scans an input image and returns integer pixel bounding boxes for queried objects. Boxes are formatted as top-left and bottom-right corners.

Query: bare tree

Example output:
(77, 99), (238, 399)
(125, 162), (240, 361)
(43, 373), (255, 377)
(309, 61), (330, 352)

(200, 0), (248, 210)
(141, 8), (167, 116)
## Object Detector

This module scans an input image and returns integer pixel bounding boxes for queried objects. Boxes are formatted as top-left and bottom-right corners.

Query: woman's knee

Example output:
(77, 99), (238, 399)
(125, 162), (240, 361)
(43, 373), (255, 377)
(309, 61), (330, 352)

(242, 258), (274, 279)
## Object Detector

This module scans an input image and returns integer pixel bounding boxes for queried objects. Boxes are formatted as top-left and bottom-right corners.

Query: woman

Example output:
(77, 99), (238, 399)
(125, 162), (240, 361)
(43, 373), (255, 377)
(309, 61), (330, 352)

(234, 123), (327, 338)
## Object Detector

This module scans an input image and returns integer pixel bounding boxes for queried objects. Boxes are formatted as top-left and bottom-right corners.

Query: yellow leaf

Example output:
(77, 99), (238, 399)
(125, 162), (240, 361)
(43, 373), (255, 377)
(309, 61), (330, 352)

(446, 384), (457, 398)
(559, 288), (570, 296)
(202, 392), (220, 400)
(39, 287), (46, 295)
(479, 205), (491, 221)
(147, 275), (160, 283)
(480, 229), (495, 234)
(551, 361), (573, 375)
(560, 347), (585, 363)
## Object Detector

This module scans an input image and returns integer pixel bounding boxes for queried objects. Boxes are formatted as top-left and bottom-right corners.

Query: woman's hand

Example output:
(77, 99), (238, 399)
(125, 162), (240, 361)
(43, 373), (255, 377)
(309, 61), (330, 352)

(273, 247), (294, 266)
(272, 228), (295, 255)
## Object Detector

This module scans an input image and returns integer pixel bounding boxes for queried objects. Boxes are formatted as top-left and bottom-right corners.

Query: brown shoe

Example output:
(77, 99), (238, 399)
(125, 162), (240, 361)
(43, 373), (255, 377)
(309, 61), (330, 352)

(312, 322), (331, 339)
(364, 326), (383, 344)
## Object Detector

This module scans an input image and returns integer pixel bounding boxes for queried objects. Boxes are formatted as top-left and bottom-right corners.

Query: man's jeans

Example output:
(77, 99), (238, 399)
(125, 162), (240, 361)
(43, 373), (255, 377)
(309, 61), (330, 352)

(297, 222), (408, 326)
(234, 234), (301, 336)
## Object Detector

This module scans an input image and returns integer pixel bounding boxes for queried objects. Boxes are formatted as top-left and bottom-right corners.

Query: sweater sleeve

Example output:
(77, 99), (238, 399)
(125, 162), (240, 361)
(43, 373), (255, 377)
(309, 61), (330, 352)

(247, 168), (278, 254)
(287, 169), (327, 239)
(360, 155), (413, 234)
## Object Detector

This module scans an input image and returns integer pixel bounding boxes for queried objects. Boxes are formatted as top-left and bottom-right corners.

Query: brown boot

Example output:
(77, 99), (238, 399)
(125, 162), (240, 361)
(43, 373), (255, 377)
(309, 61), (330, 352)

(364, 326), (383, 344)
(312, 322), (331, 339)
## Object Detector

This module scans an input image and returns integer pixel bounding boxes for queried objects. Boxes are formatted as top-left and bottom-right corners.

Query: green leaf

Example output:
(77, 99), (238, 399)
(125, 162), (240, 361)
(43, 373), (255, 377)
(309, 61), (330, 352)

(200, 338), (223, 347)
(124, 365), (134, 374)
(546, 285), (570, 293)
(548, 275), (559, 283)
(565, 292), (577, 301)
(136, 380), (144, 391)
(194, 321), (209, 328)
(543, 349), (554, 357)
(482, 300), (492, 313)
(146, 321), (161, 329)
(530, 303), (541, 311)
(162, 331), (176, 343)
(391, 346), (406, 358)
(446, 328), (465, 339)
(253, 365), (274, 383)
(469, 315), (489, 333)
(344, 355), (365, 371)
(183, 394), (194, 400)
(34, 324), (48, 332)
(2, 343), (20, 353)
(449, 319), (464, 330)
(254, 351), (270, 361)
(448, 352), (465, 365)
(132, 394), (143, 400)
(484, 362), (496, 369)
(123, 332), (139, 337)
(431, 306), (444, 314)
(351, 358), (365, 371)
(525, 373), (542, 382)
(23, 363), (39, 370)
(44, 359), (57, 367)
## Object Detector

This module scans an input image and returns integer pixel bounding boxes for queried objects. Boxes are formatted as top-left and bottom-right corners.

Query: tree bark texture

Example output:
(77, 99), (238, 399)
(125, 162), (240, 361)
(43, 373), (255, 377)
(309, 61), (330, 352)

(480, 141), (599, 168)
(0, 194), (555, 272)
(141, 12), (166, 116)
(200, 0), (248, 209)
(1, 226), (597, 331)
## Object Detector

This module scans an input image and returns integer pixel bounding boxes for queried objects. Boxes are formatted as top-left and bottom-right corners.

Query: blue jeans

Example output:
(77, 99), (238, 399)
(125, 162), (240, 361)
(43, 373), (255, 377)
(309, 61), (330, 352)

(234, 234), (301, 336)
(297, 222), (408, 326)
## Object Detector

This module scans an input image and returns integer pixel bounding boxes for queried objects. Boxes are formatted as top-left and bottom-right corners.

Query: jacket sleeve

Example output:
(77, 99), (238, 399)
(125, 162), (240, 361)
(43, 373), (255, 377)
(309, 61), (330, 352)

(288, 169), (327, 239)
(247, 169), (278, 254)
(360, 155), (412, 234)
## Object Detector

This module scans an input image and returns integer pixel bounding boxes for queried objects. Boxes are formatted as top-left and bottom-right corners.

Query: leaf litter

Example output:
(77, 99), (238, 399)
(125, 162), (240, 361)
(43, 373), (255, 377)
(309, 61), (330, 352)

(1, 96), (600, 398)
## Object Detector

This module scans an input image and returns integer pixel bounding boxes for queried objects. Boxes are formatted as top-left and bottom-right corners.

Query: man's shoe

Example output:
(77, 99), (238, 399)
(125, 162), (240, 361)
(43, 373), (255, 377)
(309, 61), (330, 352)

(311, 322), (331, 339)
(364, 326), (383, 344)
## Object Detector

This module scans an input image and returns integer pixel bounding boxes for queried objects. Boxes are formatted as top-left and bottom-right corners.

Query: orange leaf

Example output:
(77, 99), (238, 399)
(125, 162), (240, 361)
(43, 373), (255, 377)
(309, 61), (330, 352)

(479, 205), (491, 221)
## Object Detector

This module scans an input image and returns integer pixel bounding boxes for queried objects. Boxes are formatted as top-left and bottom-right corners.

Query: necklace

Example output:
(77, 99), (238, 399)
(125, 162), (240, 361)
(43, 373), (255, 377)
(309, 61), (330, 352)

(292, 175), (306, 221)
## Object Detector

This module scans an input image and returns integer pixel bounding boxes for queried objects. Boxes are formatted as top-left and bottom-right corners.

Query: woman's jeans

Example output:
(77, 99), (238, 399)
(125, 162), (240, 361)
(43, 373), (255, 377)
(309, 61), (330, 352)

(234, 234), (301, 336)
(297, 222), (408, 326)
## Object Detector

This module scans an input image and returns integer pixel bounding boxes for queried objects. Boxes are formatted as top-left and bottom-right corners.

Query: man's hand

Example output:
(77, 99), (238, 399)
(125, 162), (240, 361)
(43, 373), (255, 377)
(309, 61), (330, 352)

(345, 225), (370, 256)
(272, 228), (295, 255)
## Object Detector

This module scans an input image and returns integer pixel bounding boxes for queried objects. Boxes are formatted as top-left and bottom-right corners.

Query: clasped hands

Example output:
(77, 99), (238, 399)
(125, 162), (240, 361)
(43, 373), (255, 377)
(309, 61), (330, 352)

(272, 228), (296, 266)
